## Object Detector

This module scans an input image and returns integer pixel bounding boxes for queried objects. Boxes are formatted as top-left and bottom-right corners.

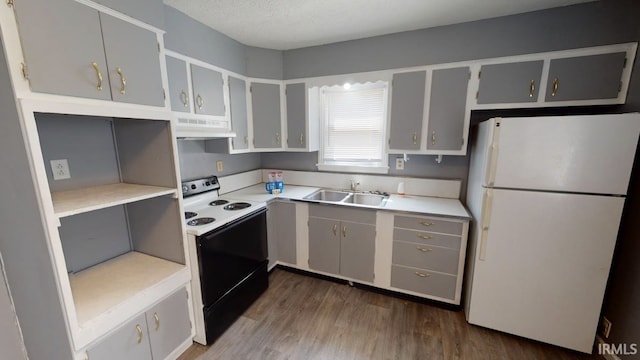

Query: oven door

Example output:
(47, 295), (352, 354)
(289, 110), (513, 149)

(196, 208), (268, 308)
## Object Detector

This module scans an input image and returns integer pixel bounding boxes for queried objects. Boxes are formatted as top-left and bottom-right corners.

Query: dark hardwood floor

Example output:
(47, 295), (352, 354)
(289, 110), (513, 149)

(178, 268), (600, 360)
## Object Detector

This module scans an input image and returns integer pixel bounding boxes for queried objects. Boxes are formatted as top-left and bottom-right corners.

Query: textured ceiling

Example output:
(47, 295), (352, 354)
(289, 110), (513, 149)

(163, 0), (594, 50)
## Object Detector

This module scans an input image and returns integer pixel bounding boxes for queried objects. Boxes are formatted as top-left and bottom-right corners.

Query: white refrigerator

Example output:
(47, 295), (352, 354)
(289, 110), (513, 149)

(464, 113), (640, 353)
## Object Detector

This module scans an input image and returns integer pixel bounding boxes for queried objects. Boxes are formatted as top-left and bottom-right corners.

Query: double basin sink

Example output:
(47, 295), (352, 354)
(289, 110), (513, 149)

(302, 189), (387, 208)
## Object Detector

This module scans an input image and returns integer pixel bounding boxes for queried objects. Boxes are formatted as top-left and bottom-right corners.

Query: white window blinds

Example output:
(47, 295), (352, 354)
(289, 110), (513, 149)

(321, 82), (388, 167)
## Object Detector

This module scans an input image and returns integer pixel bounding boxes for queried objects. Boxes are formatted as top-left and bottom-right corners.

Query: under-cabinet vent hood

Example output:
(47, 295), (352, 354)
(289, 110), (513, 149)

(174, 116), (236, 139)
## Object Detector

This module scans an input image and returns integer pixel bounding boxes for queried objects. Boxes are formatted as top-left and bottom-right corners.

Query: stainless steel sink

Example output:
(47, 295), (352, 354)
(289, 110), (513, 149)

(303, 189), (350, 202)
(343, 193), (386, 207)
(302, 189), (387, 208)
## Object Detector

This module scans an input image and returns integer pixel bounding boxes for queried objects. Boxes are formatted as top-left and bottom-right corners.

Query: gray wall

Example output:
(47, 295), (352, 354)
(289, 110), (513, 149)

(177, 140), (261, 180)
(245, 46), (284, 80)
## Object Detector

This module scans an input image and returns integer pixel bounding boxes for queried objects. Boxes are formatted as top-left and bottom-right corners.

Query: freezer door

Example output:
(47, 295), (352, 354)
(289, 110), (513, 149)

(483, 113), (640, 195)
(466, 188), (624, 352)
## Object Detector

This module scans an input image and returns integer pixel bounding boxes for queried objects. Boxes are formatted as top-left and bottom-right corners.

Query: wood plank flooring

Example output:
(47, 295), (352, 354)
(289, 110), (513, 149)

(178, 268), (600, 360)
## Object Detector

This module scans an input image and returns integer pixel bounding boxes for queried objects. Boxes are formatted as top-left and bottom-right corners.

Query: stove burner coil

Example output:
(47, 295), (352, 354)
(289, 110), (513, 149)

(223, 202), (252, 211)
(209, 199), (230, 206)
(187, 217), (216, 226)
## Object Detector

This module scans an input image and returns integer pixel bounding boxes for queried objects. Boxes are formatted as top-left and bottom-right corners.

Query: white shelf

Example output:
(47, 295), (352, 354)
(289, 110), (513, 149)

(69, 252), (189, 348)
(51, 183), (177, 218)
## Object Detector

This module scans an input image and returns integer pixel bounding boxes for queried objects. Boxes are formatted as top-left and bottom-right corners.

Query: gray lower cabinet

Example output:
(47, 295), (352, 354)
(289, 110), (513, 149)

(191, 65), (226, 116)
(251, 82), (282, 149)
(427, 67), (470, 151)
(166, 56), (190, 112)
(477, 61), (543, 104)
(229, 76), (249, 150)
(285, 83), (307, 149)
(12, 0), (164, 106)
(308, 205), (376, 282)
(266, 200), (297, 267)
(389, 71), (426, 150)
(545, 52), (627, 102)
(87, 288), (190, 360)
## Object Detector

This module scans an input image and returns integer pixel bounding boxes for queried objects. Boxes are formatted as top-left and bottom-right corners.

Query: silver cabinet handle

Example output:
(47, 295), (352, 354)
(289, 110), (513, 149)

(416, 246), (432, 252)
(413, 132), (417, 145)
(196, 94), (204, 109)
(91, 62), (103, 91)
(135, 324), (143, 344)
(299, 133), (304, 145)
(431, 131), (436, 146)
(275, 132), (281, 145)
(116, 67), (126, 95)
(180, 90), (189, 107)
(415, 271), (431, 278)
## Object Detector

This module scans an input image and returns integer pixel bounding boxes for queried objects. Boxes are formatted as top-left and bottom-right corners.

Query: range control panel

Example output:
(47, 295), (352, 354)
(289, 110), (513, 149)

(181, 176), (221, 197)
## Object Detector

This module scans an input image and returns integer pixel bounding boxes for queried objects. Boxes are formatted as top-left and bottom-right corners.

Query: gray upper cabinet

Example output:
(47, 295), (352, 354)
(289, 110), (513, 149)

(389, 71), (426, 150)
(229, 76), (249, 150)
(191, 65), (225, 116)
(165, 56), (189, 112)
(90, 0), (165, 29)
(100, 13), (164, 107)
(13, 0), (111, 101)
(12, 0), (164, 106)
(251, 82), (282, 149)
(308, 216), (340, 275)
(427, 67), (470, 151)
(286, 83), (307, 149)
(477, 61), (543, 104)
(340, 221), (375, 282)
(545, 52), (627, 102)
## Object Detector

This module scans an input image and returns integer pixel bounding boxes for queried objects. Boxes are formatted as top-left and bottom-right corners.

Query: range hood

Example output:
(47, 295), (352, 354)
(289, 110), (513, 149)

(173, 115), (236, 139)
(175, 127), (236, 140)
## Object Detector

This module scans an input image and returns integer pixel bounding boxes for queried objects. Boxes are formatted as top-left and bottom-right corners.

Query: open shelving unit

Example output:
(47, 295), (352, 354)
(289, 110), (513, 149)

(32, 112), (190, 349)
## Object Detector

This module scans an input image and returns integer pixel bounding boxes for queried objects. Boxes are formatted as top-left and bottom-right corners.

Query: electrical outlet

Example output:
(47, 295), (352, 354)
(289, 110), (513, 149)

(395, 158), (405, 170)
(50, 159), (71, 180)
(216, 160), (223, 172)
(602, 317), (612, 338)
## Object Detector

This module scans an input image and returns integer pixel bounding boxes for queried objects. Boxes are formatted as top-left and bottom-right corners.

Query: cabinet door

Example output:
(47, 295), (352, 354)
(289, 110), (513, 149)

(477, 61), (543, 104)
(229, 76), (249, 150)
(86, 313), (152, 360)
(266, 201), (279, 269)
(545, 52), (627, 102)
(191, 65), (226, 116)
(389, 71), (426, 150)
(13, 0), (111, 100)
(286, 83), (307, 149)
(166, 56), (190, 112)
(308, 217), (340, 275)
(427, 67), (470, 151)
(100, 13), (164, 107)
(276, 201), (297, 264)
(251, 82), (282, 149)
(146, 289), (191, 360)
(340, 221), (376, 282)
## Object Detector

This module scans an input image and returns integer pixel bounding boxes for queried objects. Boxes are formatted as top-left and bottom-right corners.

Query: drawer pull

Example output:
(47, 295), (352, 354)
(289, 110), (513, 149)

(135, 324), (143, 344)
(417, 234), (432, 240)
(342, 226), (347, 237)
(415, 271), (431, 278)
(419, 221), (433, 227)
(153, 312), (160, 330)
(416, 246), (432, 252)
(332, 224), (337, 236)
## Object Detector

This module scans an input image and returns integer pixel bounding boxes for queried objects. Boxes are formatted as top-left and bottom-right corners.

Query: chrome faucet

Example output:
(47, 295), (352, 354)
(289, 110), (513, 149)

(350, 180), (360, 192)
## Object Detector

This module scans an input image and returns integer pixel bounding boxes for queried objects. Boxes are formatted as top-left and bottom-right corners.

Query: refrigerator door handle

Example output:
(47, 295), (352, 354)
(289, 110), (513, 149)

(485, 120), (501, 186)
(479, 189), (493, 261)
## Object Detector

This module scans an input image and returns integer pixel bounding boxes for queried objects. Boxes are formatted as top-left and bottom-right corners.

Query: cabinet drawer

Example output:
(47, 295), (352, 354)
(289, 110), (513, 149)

(393, 228), (461, 250)
(394, 215), (462, 235)
(392, 241), (459, 274)
(391, 265), (457, 300)
(309, 204), (376, 224)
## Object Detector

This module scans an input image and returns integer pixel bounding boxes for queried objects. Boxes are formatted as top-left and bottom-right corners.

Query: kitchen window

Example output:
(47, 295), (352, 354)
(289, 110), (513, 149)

(317, 81), (389, 173)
